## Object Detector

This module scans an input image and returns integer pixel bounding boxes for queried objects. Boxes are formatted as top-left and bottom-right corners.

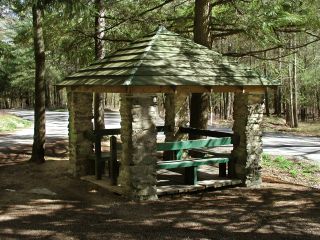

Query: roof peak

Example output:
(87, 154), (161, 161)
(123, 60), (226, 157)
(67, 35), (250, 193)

(58, 26), (278, 91)
(156, 25), (167, 32)
(150, 25), (172, 36)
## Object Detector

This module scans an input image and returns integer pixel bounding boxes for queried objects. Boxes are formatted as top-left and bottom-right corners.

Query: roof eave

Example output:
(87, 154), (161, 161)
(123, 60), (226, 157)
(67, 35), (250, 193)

(56, 84), (279, 94)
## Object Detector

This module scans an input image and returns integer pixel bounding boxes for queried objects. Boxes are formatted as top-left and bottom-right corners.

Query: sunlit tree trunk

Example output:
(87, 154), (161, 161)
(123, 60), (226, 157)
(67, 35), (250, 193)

(30, 3), (46, 163)
(93, 0), (106, 130)
(285, 38), (299, 128)
(292, 37), (299, 127)
(287, 54), (294, 128)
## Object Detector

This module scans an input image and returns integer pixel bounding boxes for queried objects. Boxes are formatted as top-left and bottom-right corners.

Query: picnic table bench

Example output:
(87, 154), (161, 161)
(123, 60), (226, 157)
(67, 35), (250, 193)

(90, 126), (238, 186)
(157, 136), (232, 184)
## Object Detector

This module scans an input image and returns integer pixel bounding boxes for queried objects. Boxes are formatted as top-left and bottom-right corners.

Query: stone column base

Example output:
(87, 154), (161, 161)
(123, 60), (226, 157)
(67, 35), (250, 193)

(119, 165), (158, 200)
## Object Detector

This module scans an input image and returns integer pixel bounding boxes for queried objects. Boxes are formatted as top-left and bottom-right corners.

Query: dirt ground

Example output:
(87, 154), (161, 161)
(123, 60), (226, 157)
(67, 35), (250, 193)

(0, 138), (319, 240)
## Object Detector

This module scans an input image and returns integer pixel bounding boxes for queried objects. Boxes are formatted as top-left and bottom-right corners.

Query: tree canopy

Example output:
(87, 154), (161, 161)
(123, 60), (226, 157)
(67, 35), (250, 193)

(0, 0), (320, 121)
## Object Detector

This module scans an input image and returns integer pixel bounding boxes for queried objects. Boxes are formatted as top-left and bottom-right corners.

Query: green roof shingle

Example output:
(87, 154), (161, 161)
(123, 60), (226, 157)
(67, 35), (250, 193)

(58, 26), (279, 93)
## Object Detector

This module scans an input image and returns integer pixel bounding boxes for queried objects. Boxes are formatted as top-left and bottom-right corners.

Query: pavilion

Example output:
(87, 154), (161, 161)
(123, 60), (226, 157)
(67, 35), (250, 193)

(58, 26), (279, 200)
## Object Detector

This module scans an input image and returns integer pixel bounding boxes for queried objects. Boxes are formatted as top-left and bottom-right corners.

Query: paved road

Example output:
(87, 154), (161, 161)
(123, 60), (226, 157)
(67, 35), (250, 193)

(2, 110), (320, 165)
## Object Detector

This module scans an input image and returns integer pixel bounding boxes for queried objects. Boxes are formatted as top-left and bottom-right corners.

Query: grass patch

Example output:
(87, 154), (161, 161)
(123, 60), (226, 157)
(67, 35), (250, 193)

(0, 114), (32, 132)
(51, 108), (67, 112)
(291, 121), (320, 136)
(262, 154), (320, 187)
(262, 116), (320, 136)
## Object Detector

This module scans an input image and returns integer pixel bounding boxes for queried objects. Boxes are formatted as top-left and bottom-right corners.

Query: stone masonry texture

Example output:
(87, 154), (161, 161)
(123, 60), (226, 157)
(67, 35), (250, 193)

(119, 94), (158, 200)
(67, 91), (94, 177)
(232, 93), (265, 187)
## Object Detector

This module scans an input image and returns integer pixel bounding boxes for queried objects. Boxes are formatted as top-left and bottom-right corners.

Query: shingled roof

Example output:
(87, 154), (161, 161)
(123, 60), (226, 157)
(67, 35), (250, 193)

(58, 26), (278, 93)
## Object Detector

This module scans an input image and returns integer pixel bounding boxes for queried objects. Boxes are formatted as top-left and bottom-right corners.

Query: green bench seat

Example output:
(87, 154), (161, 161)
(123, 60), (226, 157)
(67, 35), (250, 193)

(157, 157), (229, 169)
(156, 137), (232, 184)
(92, 127), (234, 186)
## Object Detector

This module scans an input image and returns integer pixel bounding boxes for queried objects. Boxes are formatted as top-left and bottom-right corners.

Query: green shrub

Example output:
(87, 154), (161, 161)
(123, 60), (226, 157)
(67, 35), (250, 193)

(0, 114), (31, 132)
(262, 153), (320, 179)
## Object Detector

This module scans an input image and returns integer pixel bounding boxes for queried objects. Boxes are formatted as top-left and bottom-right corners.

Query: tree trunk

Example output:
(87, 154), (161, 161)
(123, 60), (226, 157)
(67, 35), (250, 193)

(93, 0), (106, 130)
(317, 91), (320, 118)
(45, 80), (52, 109)
(209, 93), (213, 125)
(300, 108), (306, 122)
(190, 93), (210, 129)
(274, 87), (281, 116)
(265, 88), (270, 117)
(30, 3), (46, 163)
(223, 93), (230, 120)
(274, 48), (283, 116)
(263, 52), (270, 117)
(287, 55), (294, 128)
(219, 94), (223, 119)
(190, 0), (211, 136)
(292, 40), (299, 127)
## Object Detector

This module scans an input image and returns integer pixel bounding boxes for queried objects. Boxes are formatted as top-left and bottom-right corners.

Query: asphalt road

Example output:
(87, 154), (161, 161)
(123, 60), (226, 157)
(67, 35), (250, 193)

(2, 109), (320, 165)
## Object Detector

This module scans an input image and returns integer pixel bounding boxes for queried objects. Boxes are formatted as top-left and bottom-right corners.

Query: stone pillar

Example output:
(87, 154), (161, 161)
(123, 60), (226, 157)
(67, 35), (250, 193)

(119, 94), (158, 200)
(231, 93), (265, 187)
(67, 91), (94, 177)
(164, 92), (189, 141)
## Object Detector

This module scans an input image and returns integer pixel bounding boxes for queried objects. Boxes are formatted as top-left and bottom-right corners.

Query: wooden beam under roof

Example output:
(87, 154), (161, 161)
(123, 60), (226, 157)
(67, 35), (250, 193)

(68, 85), (270, 94)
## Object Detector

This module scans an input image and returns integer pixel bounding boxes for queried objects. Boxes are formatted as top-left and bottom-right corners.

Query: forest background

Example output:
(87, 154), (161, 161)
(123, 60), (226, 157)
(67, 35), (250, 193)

(1, 0), (320, 128)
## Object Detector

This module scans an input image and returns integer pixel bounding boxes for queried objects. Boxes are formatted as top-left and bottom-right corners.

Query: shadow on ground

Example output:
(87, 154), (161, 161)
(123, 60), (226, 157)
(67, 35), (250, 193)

(0, 160), (319, 240)
(0, 137), (68, 165)
(0, 135), (319, 240)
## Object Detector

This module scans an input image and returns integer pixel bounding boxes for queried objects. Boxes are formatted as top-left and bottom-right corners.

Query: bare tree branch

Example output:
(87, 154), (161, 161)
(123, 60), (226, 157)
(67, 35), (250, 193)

(287, 37), (320, 50)
(305, 31), (320, 38)
(105, 0), (175, 32)
(223, 36), (320, 60)
(210, 27), (245, 38)
(72, 29), (132, 42)
(224, 44), (284, 57)
(211, 0), (236, 7)
(248, 51), (296, 61)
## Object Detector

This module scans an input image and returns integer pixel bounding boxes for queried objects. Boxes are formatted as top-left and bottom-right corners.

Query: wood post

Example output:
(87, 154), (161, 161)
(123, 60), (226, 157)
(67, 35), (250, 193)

(110, 135), (118, 186)
(95, 133), (102, 179)
(185, 167), (198, 185)
(219, 163), (227, 177)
